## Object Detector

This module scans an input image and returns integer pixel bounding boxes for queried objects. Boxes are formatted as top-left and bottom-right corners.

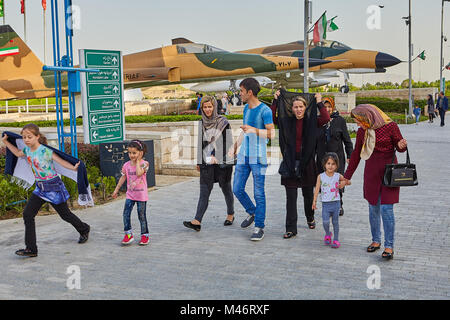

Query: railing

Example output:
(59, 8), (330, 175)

(0, 99), (69, 114)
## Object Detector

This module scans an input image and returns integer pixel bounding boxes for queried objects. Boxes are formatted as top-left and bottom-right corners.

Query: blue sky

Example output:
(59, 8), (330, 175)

(3, 0), (450, 86)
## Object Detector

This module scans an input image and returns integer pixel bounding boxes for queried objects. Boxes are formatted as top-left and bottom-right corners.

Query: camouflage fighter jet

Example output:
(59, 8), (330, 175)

(0, 25), (330, 100)
(181, 38), (401, 93)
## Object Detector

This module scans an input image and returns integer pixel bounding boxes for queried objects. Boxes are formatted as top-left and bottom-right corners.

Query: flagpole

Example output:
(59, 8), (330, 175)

(44, 7), (47, 65)
(23, 0), (27, 43)
(2, 0), (5, 25)
(304, 0), (310, 92)
(408, 0), (412, 116)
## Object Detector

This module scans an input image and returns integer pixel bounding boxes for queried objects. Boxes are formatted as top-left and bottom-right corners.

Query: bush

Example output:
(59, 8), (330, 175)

(65, 143), (100, 168)
(0, 176), (32, 215)
(355, 97), (428, 113)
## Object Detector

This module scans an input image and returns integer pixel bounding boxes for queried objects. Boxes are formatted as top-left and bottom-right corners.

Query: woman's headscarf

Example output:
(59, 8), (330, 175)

(351, 104), (392, 160)
(323, 97), (335, 111)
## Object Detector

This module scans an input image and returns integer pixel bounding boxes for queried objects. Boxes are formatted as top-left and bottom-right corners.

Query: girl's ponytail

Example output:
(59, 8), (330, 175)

(21, 123), (47, 145)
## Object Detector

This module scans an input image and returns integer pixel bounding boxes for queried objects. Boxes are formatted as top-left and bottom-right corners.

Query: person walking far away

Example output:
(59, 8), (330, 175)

(436, 91), (448, 127)
(427, 94), (435, 123)
(2, 124), (91, 257)
(413, 105), (421, 125)
(113, 140), (150, 246)
(196, 93), (203, 115)
(312, 153), (350, 249)
(228, 78), (275, 241)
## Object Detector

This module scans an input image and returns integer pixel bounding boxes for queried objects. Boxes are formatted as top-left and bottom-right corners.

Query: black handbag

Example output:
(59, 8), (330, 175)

(383, 148), (418, 187)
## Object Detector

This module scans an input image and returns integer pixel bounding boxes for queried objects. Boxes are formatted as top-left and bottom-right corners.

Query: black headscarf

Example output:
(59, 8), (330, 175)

(276, 89), (318, 178)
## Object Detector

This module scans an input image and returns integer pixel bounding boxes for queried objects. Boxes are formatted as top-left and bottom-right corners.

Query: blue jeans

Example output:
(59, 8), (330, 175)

(233, 157), (267, 229)
(123, 199), (149, 235)
(368, 198), (395, 249)
(322, 201), (340, 241)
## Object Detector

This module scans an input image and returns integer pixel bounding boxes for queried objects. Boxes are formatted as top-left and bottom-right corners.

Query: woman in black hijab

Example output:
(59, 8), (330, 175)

(183, 96), (235, 231)
(316, 96), (353, 216)
(271, 89), (330, 238)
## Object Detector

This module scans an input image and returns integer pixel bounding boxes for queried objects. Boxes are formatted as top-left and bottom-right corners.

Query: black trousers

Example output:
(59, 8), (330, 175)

(23, 193), (90, 253)
(285, 186), (314, 234)
(194, 182), (234, 223)
(439, 109), (446, 126)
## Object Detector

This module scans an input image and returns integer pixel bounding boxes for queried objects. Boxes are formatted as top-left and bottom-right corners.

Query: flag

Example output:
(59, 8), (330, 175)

(327, 16), (339, 32)
(312, 13), (339, 43)
(417, 50), (426, 60)
(42, 0), (46, 11)
(446, 62), (450, 70)
(20, 0), (24, 14)
(313, 12), (327, 43)
(0, 0), (4, 18)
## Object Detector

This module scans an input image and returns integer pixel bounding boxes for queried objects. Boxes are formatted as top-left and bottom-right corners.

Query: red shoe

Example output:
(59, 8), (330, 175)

(121, 233), (134, 245)
(139, 235), (149, 246)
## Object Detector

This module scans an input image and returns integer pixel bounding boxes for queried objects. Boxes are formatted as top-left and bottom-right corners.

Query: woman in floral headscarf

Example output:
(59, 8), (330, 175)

(343, 104), (407, 260)
(316, 97), (353, 216)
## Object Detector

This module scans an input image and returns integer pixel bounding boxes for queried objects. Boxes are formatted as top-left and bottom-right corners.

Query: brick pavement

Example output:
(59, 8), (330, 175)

(0, 120), (448, 299)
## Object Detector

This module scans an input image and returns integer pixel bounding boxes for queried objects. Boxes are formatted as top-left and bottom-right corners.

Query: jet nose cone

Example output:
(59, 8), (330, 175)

(376, 52), (401, 68)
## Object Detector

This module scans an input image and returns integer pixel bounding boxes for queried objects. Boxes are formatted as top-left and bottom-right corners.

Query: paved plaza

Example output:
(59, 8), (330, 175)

(0, 120), (449, 300)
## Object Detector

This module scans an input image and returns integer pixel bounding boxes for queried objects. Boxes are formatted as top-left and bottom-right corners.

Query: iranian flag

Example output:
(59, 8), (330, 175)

(0, 46), (20, 57)
(313, 13), (339, 43)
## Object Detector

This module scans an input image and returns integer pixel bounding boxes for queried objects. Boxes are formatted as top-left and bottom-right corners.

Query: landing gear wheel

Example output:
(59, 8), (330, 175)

(340, 85), (349, 93)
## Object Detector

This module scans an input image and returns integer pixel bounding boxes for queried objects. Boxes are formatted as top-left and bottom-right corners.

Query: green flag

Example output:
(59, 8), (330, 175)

(0, 0), (4, 18)
(418, 51), (426, 60)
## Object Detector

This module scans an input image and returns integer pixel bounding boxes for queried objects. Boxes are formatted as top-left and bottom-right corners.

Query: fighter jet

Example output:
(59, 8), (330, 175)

(0, 25), (330, 100)
(184, 38), (401, 93)
(239, 39), (402, 93)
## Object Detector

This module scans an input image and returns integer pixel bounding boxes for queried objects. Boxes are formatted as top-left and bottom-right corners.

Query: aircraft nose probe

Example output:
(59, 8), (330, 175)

(375, 52), (402, 68)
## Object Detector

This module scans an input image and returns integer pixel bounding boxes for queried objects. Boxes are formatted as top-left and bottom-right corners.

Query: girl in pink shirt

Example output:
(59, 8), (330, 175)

(113, 140), (149, 245)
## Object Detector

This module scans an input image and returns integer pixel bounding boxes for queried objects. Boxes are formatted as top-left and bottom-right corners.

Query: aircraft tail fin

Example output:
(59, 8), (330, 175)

(0, 25), (52, 99)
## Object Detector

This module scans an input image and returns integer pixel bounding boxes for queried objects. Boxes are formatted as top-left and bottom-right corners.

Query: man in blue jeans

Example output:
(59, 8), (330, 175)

(229, 78), (275, 241)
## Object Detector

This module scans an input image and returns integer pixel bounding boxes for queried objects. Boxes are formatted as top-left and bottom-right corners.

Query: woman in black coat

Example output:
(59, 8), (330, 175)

(183, 96), (235, 231)
(316, 97), (353, 216)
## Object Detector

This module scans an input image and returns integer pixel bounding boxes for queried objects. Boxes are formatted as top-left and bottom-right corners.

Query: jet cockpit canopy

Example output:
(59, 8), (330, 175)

(176, 43), (227, 54)
(310, 40), (352, 50)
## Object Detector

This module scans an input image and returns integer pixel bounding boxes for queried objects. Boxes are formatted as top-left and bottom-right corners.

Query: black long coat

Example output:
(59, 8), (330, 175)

(316, 112), (353, 175)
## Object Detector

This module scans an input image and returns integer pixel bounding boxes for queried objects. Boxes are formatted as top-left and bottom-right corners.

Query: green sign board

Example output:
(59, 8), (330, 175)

(80, 49), (125, 144)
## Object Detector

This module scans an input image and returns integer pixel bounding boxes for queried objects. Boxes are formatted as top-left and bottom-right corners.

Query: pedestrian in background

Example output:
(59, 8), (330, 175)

(427, 94), (435, 123)
(436, 91), (448, 127)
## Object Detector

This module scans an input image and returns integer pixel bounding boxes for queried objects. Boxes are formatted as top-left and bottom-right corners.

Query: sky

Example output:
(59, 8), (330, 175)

(2, 0), (450, 87)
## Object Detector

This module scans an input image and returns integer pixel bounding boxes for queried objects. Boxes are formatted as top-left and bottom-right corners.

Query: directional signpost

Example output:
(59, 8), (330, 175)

(80, 49), (125, 144)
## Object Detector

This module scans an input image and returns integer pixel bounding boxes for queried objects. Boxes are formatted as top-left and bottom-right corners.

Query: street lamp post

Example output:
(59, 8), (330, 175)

(440, 0), (450, 93)
(303, 0), (310, 92)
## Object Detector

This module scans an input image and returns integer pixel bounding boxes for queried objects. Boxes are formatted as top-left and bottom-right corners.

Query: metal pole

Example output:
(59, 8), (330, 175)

(44, 8), (47, 65)
(23, 0), (26, 43)
(440, 0), (444, 92)
(408, 0), (412, 116)
(303, 0), (310, 92)
(2, 0), (6, 25)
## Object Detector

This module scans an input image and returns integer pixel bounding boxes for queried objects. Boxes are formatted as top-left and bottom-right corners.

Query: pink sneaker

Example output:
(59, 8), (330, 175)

(332, 240), (341, 248)
(121, 233), (134, 245)
(139, 235), (149, 246)
(324, 233), (332, 245)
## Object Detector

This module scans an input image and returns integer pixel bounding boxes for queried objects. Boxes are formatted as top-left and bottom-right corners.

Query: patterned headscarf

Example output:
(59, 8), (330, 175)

(351, 104), (392, 160)
(323, 97), (335, 111)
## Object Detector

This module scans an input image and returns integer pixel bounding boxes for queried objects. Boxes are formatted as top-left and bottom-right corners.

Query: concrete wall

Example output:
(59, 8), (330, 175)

(125, 99), (193, 116)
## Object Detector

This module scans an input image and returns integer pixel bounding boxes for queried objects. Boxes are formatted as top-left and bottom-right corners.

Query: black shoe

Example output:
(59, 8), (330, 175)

(339, 207), (344, 216)
(78, 225), (90, 244)
(367, 243), (381, 252)
(382, 250), (394, 260)
(183, 221), (201, 232)
(283, 231), (297, 239)
(307, 220), (316, 229)
(224, 216), (235, 226)
(15, 249), (38, 257)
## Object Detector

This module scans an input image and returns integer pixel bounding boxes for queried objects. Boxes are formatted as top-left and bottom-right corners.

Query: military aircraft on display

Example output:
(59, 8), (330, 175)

(180, 38), (402, 93)
(0, 25), (330, 100)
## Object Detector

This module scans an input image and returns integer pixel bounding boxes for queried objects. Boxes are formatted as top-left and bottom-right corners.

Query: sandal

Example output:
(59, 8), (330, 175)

(382, 250), (394, 260)
(283, 232), (297, 239)
(367, 243), (381, 252)
(224, 216), (235, 226)
(324, 233), (332, 245)
(307, 220), (316, 229)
